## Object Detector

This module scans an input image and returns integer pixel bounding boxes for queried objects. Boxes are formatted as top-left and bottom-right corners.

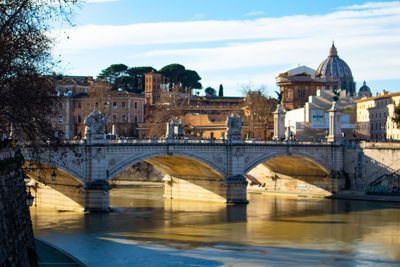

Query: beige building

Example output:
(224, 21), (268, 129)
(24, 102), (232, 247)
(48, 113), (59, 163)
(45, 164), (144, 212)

(54, 78), (145, 138)
(356, 92), (400, 141)
(387, 94), (400, 140)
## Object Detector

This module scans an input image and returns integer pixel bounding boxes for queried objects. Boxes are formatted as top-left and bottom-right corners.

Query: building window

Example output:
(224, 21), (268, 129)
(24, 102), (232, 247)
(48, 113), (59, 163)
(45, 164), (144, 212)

(59, 103), (63, 110)
(121, 115), (126, 123)
(58, 115), (63, 123)
(134, 102), (137, 109)
(77, 115), (81, 123)
(113, 114), (117, 122)
(122, 102), (126, 108)
(113, 102), (117, 109)
(104, 102), (109, 109)
(78, 102), (81, 109)
(134, 115), (138, 123)
(87, 103), (91, 109)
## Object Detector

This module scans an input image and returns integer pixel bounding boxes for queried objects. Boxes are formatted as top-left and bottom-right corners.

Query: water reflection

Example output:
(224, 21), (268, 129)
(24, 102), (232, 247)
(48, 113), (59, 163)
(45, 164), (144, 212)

(31, 187), (400, 265)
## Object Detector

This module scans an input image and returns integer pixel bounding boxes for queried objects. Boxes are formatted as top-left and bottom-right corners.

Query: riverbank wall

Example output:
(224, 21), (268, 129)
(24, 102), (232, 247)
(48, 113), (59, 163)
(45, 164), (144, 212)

(0, 152), (36, 266)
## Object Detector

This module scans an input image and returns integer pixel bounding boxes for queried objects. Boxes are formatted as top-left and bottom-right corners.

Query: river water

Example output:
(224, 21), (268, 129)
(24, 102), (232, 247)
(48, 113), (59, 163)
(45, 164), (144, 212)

(31, 187), (400, 266)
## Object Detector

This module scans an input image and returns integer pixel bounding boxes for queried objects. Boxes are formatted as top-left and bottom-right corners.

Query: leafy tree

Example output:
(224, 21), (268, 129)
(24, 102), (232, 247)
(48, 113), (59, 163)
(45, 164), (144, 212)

(219, 84), (224, 97)
(97, 64), (128, 83)
(182, 69), (202, 89)
(113, 75), (135, 91)
(97, 65), (156, 93)
(127, 66), (155, 93)
(159, 64), (186, 84)
(127, 66), (155, 80)
(160, 63), (202, 91)
(242, 87), (277, 139)
(0, 0), (78, 143)
(147, 93), (189, 137)
(205, 87), (217, 97)
(393, 104), (400, 127)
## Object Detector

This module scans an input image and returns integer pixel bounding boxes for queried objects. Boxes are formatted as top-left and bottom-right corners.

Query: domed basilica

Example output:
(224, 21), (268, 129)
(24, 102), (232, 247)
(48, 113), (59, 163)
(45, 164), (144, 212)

(276, 43), (360, 110)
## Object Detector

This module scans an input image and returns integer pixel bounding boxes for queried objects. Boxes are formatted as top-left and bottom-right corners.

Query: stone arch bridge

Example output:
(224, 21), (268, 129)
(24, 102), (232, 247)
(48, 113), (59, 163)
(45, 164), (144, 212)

(22, 139), (346, 212)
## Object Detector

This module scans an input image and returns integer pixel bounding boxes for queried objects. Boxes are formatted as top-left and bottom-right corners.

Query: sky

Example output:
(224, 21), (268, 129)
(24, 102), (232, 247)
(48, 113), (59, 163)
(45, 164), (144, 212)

(53, 0), (400, 96)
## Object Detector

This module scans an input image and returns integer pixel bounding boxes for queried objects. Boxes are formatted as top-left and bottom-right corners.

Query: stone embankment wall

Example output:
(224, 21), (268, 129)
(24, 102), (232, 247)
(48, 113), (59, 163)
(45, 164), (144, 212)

(0, 154), (36, 266)
(344, 142), (400, 192)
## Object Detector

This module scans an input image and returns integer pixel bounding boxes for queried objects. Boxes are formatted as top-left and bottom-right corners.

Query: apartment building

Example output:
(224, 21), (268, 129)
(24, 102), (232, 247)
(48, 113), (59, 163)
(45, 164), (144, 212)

(54, 77), (145, 138)
(356, 91), (400, 141)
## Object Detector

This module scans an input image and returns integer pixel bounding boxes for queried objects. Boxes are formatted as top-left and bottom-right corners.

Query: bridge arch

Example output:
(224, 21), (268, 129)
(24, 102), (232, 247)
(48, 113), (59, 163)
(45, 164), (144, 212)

(108, 151), (230, 203)
(244, 151), (330, 177)
(23, 155), (85, 183)
(23, 161), (85, 211)
(108, 151), (226, 181)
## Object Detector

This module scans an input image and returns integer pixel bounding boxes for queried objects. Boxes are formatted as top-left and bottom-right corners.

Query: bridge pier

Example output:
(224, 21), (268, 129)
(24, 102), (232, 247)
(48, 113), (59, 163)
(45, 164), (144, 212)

(163, 175), (248, 204)
(84, 180), (112, 212)
(224, 175), (248, 204)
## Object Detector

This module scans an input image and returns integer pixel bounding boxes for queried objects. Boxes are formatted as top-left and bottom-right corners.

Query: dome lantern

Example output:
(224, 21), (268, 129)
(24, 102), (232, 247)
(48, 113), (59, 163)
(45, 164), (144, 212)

(329, 42), (338, 57)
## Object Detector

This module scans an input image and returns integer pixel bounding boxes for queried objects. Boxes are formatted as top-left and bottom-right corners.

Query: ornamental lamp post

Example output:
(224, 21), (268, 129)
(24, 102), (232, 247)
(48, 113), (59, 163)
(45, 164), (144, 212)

(51, 170), (57, 181)
(26, 187), (34, 207)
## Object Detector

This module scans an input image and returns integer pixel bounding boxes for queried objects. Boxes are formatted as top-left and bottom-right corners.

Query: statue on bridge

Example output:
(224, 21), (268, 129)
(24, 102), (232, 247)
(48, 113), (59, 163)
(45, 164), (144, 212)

(226, 114), (243, 142)
(331, 88), (341, 102)
(274, 90), (283, 106)
(166, 117), (184, 140)
(84, 111), (107, 142)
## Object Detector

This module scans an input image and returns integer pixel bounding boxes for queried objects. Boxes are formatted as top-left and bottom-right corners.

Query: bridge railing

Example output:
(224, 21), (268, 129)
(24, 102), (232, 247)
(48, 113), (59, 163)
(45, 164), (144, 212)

(61, 138), (334, 146)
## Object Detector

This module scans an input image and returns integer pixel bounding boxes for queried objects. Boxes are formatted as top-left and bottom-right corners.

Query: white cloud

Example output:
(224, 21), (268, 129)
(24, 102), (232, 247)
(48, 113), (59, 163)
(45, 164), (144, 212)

(53, 1), (400, 94)
(337, 1), (400, 10)
(55, 2), (400, 51)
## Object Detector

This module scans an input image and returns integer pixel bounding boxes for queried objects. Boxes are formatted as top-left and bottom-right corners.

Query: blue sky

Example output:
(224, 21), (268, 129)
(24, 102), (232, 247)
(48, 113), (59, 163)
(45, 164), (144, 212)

(53, 0), (400, 96)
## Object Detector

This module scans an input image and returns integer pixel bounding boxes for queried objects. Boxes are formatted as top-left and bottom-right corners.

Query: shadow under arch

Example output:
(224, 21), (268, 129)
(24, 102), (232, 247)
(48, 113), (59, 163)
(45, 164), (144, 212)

(23, 154), (85, 182)
(24, 161), (85, 210)
(244, 152), (332, 193)
(244, 152), (330, 177)
(108, 153), (228, 202)
(108, 152), (226, 181)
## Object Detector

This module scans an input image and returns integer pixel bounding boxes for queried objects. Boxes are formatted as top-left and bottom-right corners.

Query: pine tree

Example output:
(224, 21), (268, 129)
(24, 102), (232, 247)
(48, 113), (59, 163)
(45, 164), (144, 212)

(218, 84), (224, 97)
